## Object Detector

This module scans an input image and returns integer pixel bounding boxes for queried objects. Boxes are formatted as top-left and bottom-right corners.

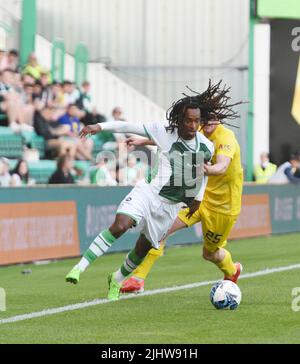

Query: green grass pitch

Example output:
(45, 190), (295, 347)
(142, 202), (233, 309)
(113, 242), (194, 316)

(1, 233), (300, 344)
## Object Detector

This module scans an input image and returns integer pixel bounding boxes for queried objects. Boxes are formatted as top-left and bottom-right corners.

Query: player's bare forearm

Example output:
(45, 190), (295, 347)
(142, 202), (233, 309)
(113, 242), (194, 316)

(79, 124), (102, 139)
(126, 137), (156, 148)
(204, 163), (227, 175)
(204, 155), (231, 176)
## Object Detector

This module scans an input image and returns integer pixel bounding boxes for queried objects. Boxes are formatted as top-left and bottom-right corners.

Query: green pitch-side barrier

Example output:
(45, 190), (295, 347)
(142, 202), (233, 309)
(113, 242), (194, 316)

(0, 184), (299, 265)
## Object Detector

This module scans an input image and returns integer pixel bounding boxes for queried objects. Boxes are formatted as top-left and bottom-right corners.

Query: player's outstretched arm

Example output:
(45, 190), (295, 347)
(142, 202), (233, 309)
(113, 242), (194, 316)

(79, 121), (149, 140)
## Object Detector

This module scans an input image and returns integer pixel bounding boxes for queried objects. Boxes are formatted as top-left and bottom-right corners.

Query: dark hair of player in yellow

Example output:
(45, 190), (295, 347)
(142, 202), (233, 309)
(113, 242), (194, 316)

(166, 80), (246, 133)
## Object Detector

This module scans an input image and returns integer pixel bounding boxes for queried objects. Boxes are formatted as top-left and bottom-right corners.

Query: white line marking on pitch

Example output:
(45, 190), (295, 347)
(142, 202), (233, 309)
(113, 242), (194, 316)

(1, 263), (300, 325)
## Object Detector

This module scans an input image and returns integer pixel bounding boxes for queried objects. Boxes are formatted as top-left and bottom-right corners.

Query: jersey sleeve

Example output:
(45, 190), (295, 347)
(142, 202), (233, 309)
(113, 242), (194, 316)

(143, 122), (169, 149)
(195, 175), (208, 201)
(207, 140), (215, 162)
(215, 132), (236, 159)
(100, 121), (147, 136)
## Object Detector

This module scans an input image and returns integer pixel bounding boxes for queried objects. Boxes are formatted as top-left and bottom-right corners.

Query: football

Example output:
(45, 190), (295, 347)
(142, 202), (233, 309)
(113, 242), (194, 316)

(210, 280), (242, 310)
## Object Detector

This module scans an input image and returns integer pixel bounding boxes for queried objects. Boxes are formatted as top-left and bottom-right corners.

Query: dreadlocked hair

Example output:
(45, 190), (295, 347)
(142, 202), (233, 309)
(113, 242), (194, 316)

(166, 96), (200, 133)
(166, 80), (247, 132)
(186, 80), (247, 128)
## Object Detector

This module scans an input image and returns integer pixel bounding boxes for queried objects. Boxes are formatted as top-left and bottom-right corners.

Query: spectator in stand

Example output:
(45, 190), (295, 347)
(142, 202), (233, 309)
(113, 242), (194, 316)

(10, 159), (35, 186)
(39, 72), (52, 105)
(48, 154), (75, 184)
(33, 106), (77, 158)
(63, 81), (80, 106)
(254, 152), (277, 183)
(21, 73), (35, 85)
(125, 154), (147, 186)
(40, 72), (51, 88)
(101, 106), (127, 150)
(6, 49), (19, 72)
(58, 104), (94, 161)
(47, 82), (66, 119)
(268, 153), (300, 184)
(76, 81), (106, 125)
(31, 80), (47, 111)
(22, 53), (51, 82)
(89, 156), (117, 186)
(0, 157), (12, 187)
(107, 106), (126, 123)
(58, 103), (81, 134)
(0, 70), (34, 130)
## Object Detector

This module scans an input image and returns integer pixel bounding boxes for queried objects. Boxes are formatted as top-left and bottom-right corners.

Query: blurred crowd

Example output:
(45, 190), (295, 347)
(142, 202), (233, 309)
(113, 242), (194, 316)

(0, 48), (148, 187)
(2, 48), (299, 187)
(253, 151), (300, 184)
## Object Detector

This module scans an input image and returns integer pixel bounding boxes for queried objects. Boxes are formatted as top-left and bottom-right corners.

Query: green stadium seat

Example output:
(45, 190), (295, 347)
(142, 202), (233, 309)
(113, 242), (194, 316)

(74, 160), (91, 173)
(0, 126), (14, 135)
(0, 128), (23, 158)
(30, 135), (46, 159)
(28, 160), (56, 184)
(21, 131), (46, 159)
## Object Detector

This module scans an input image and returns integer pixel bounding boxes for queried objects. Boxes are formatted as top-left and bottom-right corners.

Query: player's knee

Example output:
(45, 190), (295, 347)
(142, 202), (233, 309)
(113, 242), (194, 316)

(110, 215), (135, 238)
(109, 222), (130, 238)
(202, 248), (216, 262)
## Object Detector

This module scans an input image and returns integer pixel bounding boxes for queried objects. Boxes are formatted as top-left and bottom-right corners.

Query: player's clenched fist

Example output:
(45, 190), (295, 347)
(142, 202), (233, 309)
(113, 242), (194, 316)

(79, 124), (102, 139)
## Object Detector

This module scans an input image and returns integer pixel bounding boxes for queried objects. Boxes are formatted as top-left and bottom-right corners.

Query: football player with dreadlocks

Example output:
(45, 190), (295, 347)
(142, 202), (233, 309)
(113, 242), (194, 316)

(121, 80), (246, 294)
(65, 87), (215, 301)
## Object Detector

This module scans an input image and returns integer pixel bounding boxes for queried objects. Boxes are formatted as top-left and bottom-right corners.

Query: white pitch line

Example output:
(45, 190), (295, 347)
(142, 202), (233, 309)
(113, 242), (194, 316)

(1, 263), (300, 325)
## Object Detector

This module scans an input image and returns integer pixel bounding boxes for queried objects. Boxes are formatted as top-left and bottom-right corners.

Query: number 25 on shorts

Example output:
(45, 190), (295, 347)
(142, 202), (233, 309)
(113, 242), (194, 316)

(205, 230), (222, 244)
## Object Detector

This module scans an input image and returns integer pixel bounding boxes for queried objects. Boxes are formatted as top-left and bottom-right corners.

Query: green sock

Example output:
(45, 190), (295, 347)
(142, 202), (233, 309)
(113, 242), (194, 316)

(114, 249), (145, 283)
(77, 229), (116, 272)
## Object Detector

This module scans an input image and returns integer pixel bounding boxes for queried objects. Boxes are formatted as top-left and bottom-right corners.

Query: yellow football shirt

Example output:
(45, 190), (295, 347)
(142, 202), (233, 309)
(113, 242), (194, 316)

(201, 124), (243, 216)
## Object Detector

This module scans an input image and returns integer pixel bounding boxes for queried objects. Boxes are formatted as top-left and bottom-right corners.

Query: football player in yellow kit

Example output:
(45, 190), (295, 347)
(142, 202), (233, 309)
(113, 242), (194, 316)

(121, 82), (244, 293)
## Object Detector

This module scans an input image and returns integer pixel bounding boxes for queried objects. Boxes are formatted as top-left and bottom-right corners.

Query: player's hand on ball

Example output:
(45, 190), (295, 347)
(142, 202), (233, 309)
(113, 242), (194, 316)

(186, 200), (201, 219)
(79, 124), (102, 139)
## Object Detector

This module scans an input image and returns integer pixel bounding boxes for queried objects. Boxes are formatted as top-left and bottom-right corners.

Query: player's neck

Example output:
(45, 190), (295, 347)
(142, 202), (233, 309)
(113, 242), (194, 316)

(178, 133), (196, 142)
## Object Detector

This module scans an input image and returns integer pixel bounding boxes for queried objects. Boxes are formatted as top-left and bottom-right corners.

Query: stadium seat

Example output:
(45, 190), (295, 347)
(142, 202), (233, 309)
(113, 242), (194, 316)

(28, 160), (57, 184)
(0, 127), (23, 159)
(21, 131), (46, 159)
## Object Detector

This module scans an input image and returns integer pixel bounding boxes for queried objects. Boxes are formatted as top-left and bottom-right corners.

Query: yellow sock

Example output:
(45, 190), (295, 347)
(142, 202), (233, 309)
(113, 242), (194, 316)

(216, 249), (236, 277)
(134, 241), (165, 280)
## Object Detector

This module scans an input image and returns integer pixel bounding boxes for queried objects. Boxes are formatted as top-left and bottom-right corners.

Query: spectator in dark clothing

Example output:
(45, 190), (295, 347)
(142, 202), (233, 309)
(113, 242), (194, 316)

(33, 107), (77, 158)
(295, 168), (300, 178)
(48, 154), (75, 184)
(285, 167), (300, 183)
(268, 152), (300, 184)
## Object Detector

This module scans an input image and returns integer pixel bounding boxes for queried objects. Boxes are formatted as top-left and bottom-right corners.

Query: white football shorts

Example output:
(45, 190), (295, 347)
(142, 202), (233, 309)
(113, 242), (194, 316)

(117, 180), (182, 248)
